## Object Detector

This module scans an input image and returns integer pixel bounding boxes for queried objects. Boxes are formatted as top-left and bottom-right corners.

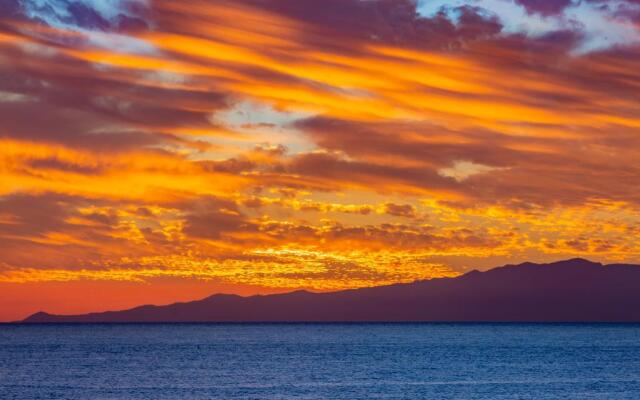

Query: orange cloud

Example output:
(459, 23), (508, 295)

(1, 0), (640, 320)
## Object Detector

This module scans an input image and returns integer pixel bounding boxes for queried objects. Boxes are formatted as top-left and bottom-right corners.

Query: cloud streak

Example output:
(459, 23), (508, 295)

(1, 0), (640, 319)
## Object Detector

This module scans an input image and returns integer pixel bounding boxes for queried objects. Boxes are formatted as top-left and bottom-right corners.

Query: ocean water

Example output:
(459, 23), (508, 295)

(1, 324), (640, 399)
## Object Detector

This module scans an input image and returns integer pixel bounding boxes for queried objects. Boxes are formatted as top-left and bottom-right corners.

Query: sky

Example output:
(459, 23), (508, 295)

(1, 0), (640, 321)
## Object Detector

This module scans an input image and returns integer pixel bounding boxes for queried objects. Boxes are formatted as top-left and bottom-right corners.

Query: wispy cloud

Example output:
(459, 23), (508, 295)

(1, 0), (640, 319)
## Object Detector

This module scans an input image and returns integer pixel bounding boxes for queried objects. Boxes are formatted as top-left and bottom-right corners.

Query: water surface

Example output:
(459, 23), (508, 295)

(1, 323), (639, 399)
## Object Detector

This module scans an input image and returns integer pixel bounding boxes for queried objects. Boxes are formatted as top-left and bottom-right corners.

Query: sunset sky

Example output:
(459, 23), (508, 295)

(1, 0), (640, 321)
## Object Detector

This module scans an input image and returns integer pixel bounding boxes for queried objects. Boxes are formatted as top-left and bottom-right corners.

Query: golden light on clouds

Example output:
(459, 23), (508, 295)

(1, 0), (640, 320)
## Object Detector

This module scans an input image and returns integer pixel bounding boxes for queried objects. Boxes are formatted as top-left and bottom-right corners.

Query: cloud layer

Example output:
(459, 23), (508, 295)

(1, 0), (640, 320)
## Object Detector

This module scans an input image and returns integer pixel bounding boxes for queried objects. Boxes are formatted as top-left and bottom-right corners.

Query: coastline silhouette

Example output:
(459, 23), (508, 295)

(23, 258), (640, 323)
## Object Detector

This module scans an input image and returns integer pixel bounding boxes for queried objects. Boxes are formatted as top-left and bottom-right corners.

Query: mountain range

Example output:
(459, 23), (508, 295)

(21, 258), (640, 323)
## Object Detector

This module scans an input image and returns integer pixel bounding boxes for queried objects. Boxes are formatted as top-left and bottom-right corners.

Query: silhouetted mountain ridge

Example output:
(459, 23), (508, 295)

(22, 259), (640, 323)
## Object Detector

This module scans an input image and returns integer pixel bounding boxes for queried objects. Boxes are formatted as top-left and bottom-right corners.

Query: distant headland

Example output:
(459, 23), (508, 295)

(21, 259), (640, 323)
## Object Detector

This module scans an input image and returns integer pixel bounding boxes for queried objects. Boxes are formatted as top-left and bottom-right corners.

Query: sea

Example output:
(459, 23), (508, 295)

(1, 323), (640, 399)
